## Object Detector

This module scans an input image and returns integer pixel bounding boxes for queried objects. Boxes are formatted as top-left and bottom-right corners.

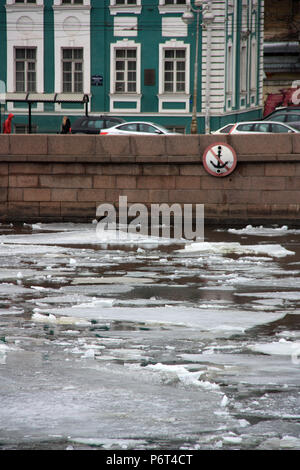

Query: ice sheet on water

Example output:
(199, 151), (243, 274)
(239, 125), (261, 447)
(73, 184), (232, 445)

(71, 276), (155, 285)
(258, 435), (300, 450)
(179, 352), (300, 386)
(31, 222), (97, 232)
(0, 308), (24, 316)
(0, 227), (185, 248)
(248, 339), (300, 357)
(225, 225), (300, 237)
(0, 243), (68, 256)
(179, 241), (295, 258)
(0, 269), (46, 281)
(30, 294), (115, 306)
(68, 437), (147, 449)
(143, 363), (220, 391)
(32, 312), (91, 326)
(33, 305), (286, 334)
(0, 283), (35, 295)
(60, 284), (134, 295)
(235, 291), (300, 301)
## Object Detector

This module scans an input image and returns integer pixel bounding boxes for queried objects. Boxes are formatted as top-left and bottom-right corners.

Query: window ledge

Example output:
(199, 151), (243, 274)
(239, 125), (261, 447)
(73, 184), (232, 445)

(6, 4), (44, 11)
(109, 6), (142, 15)
(158, 5), (189, 15)
(110, 93), (142, 98)
(158, 92), (190, 99)
(53, 5), (91, 11)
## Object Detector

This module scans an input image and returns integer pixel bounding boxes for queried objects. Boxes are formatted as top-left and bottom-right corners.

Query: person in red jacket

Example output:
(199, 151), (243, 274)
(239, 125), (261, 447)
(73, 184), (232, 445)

(3, 113), (14, 134)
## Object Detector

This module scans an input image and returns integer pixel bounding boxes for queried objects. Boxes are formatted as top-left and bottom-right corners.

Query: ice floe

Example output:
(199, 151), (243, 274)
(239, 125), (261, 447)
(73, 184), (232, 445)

(0, 226), (185, 248)
(68, 437), (147, 449)
(225, 225), (300, 237)
(32, 305), (287, 335)
(143, 363), (220, 390)
(248, 339), (300, 357)
(179, 241), (295, 258)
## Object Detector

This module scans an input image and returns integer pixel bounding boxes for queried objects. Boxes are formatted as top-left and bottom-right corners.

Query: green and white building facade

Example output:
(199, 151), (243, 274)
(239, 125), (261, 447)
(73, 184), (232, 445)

(0, 0), (264, 133)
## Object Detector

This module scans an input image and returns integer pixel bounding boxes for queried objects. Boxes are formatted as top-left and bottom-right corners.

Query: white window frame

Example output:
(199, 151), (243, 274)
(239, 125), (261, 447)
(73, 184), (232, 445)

(6, 0), (43, 5)
(250, 38), (257, 91)
(110, 40), (141, 112)
(114, 0), (137, 4)
(226, 40), (233, 96)
(162, 48), (186, 93)
(61, 0), (84, 4)
(53, 1), (91, 113)
(114, 48), (137, 93)
(6, 1), (44, 112)
(53, 0), (90, 6)
(158, 0), (190, 14)
(13, 0), (37, 3)
(158, 40), (190, 113)
(109, 0), (142, 15)
(240, 42), (247, 93)
(15, 47), (37, 92)
(61, 47), (84, 93)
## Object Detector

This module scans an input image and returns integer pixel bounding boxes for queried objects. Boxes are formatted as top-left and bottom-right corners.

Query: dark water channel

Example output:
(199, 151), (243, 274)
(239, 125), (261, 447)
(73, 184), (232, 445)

(0, 222), (299, 450)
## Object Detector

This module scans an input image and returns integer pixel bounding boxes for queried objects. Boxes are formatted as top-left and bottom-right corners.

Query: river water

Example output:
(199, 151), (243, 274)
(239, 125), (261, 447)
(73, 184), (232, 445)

(0, 221), (299, 451)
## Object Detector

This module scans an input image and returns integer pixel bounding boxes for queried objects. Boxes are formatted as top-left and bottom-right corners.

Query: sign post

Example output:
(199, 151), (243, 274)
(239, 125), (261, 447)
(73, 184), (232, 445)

(0, 81), (6, 134)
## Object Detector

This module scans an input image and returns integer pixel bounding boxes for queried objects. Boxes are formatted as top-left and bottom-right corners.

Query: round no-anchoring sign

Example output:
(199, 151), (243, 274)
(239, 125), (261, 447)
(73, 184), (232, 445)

(202, 142), (237, 177)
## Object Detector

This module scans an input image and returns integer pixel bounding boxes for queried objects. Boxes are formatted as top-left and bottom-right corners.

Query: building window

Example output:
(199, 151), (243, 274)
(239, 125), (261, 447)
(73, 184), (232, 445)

(115, 0), (137, 4)
(109, 0), (141, 15)
(158, 0), (189, 14)
(164, 0), (186, 4)
(62, 48), (83, 92)
(226, 44), (233, 95)
(14, 0), (37, 3)
(240, 44), (247, 93)
(61, 0), (83, 4)
(163, 49), (186, 93)
(250, 39), (257, 91)
(114, 48), (137, 93)
(15, 48), (36, 92)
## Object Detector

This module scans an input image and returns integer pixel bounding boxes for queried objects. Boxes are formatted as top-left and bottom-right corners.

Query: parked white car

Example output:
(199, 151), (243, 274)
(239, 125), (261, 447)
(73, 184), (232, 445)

(100, 121), (180, 135)
(213, 121), (300, 134)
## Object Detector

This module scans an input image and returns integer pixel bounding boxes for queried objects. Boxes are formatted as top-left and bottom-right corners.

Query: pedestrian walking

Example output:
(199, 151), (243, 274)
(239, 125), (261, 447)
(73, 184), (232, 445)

(60, 116), (71, 134)
(3, 113), (14, 134)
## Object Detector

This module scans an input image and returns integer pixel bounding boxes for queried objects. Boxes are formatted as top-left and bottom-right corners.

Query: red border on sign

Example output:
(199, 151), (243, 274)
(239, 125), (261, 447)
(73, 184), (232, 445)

(202, 142), (237, 177)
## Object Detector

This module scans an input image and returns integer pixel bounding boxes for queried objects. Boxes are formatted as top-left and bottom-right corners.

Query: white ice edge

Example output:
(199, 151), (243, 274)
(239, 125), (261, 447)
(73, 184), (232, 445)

(248, 339), (300, 357)
(226, 224), (300, 237)
(0, 228), (186, 247)
(31, 306), (287, 333)
(178, 241), (295, 258)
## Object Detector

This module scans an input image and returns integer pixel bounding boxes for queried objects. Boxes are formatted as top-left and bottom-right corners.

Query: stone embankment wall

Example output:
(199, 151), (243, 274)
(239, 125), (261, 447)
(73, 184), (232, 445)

(0, 133), (300, 225)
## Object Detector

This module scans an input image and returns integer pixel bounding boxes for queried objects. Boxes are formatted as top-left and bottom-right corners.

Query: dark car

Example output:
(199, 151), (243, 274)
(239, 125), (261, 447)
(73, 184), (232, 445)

(71, 115), (125, 134)
(262, 107), (300, 130)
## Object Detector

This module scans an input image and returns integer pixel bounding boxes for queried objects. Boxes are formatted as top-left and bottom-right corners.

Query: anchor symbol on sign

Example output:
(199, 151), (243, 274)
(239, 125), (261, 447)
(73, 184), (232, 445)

(210, 146), (229, 173)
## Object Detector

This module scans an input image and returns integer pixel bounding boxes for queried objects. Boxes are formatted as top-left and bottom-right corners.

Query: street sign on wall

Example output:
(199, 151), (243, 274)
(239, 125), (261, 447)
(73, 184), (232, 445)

(202, 143), (237, 177)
